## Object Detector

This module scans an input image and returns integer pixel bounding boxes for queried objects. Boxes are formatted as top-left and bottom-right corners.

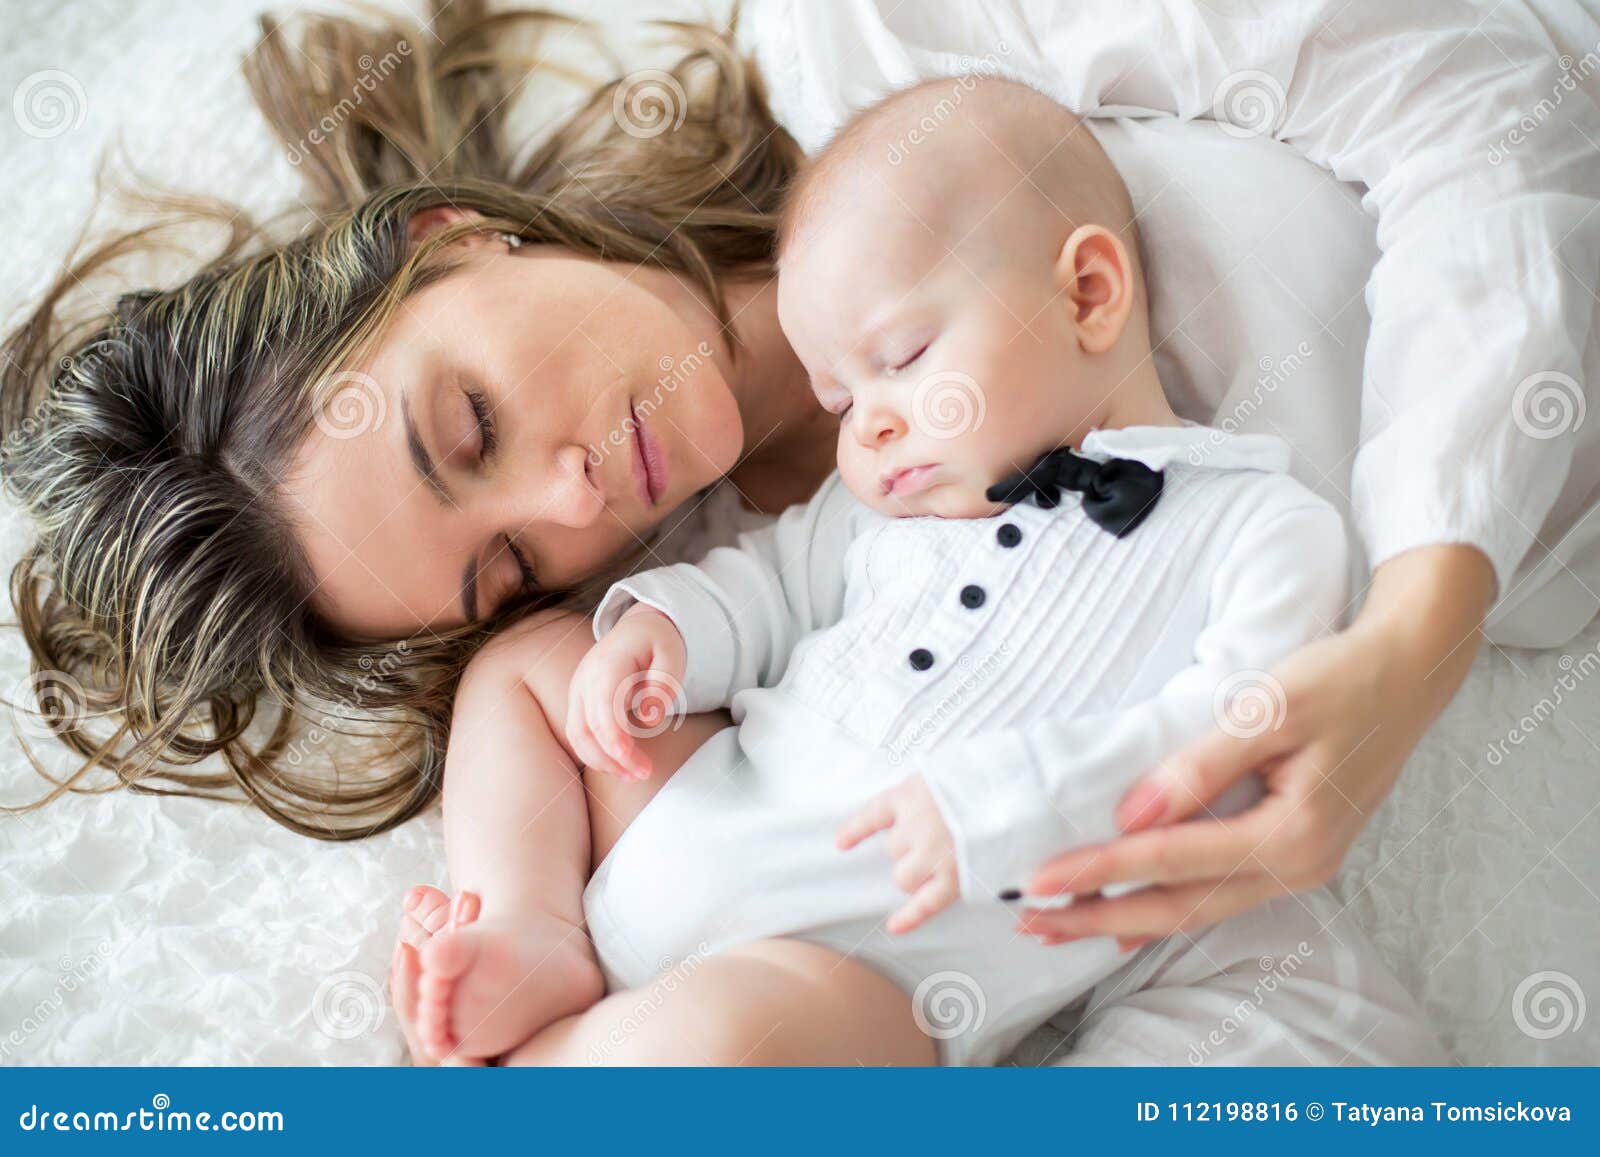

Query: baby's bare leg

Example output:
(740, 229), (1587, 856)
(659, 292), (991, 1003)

(501, 939), (936, 1066)
(417, 610), (732, 1062)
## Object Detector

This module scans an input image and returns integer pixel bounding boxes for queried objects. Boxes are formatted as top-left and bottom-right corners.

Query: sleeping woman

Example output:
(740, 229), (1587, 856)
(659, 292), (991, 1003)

(2, 0), (1593, 1063)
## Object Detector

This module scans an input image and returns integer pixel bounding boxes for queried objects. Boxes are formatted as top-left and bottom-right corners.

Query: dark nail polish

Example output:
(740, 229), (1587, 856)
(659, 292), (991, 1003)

(998, 888), (1022, 901)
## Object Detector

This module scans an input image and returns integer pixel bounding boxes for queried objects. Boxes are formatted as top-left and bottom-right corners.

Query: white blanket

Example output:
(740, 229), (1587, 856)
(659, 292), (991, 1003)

(2, 0), (1596, 1066)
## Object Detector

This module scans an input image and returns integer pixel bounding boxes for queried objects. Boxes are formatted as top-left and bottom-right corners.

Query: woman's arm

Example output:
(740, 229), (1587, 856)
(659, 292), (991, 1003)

(1019, 543), (1496, 947)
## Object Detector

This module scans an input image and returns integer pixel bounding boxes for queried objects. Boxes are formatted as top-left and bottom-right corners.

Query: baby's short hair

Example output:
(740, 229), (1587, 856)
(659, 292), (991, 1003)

(778, 74), (1142, 281)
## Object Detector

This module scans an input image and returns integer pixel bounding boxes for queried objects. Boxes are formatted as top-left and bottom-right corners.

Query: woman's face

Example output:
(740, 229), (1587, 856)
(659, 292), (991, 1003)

(282, 242), (744, 638)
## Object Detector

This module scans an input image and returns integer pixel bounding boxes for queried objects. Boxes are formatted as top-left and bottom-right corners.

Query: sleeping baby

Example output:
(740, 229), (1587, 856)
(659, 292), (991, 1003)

(411, 75), (1350, 1066)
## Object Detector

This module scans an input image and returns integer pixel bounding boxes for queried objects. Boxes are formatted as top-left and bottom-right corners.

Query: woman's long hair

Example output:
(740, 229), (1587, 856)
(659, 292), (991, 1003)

(0, 1), (800, 838)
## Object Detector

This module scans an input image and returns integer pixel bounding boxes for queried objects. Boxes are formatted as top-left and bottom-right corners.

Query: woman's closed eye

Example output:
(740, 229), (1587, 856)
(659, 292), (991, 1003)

(506, 535), (537, 596)
(464, 386), (497, 460)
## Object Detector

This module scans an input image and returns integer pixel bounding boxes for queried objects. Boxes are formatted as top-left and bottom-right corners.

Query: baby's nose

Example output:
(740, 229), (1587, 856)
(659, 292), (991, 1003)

(852, 399), (906, 447)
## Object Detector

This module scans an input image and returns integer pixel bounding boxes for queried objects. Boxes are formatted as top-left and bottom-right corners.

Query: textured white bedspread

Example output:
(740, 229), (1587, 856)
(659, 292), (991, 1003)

(2, 0), (1596, 1066)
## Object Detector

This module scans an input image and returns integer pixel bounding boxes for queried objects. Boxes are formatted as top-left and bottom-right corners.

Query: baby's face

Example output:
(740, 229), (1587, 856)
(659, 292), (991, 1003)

(778, 202), (1109, 519)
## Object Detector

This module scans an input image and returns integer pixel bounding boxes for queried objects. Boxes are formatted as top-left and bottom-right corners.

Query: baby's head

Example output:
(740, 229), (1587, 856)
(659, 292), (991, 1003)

(777, 76), (1169, 518)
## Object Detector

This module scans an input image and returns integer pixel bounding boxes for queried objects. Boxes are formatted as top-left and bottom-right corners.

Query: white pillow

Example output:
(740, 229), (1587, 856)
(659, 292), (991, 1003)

(1089, 116), (1378, 587)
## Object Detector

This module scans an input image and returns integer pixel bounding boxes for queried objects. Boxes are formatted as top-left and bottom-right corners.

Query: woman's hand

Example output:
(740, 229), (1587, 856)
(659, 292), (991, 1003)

(1018, 544), (1497, 951)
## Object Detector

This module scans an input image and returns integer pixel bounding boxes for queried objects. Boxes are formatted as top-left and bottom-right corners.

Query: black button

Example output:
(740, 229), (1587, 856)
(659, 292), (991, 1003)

(997, 523), (1022, 548)
(959, 584), (986, 609)
(908, 648), (934, 671)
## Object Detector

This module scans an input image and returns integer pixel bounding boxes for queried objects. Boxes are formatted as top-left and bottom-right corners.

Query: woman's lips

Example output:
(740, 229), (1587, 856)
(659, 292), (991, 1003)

(630, 403), (668, 507)
(881, 464), (938, 497)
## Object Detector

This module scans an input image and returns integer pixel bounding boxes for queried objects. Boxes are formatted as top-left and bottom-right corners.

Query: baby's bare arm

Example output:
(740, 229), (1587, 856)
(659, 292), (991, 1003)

(442, 610), (596, 928)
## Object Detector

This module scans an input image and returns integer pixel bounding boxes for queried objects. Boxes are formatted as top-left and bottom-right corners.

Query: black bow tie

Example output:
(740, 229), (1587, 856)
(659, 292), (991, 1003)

(984, 446), (1163, 538)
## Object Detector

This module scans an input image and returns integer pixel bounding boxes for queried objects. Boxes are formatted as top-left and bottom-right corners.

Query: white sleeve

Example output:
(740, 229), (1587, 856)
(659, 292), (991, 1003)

(919, 497), (1349, 900)
(1250, 2), (1600, 598)
(592, 474), (866, 713)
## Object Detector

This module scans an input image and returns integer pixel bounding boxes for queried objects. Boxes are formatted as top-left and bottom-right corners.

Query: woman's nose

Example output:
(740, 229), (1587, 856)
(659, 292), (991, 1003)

(851, 396), (906, 449)
(531, 445), (606, 529)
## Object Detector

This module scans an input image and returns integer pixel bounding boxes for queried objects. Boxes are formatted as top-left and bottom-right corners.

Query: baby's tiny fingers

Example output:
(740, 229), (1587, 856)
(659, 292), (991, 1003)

(836, 795), (894, 850)
(887, 876), (956, 936)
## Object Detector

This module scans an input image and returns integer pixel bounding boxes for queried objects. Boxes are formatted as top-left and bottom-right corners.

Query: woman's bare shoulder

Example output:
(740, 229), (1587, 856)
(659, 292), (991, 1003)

(463, 609), (594, 698)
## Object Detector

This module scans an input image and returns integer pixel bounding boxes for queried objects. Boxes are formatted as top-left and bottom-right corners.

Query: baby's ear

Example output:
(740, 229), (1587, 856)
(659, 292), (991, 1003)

(1052, 225), (1135, 355)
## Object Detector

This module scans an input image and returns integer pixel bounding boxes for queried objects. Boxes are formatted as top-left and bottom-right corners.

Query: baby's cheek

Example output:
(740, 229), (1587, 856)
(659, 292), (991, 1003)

(835, 444), (877, 503)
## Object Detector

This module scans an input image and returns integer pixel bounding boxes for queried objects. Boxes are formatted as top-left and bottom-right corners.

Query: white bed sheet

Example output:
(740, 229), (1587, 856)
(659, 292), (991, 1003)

(2, 0), (1596, 1066)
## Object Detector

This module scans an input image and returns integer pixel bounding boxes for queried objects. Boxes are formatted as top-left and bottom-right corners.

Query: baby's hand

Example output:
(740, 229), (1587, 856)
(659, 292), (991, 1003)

(836, 774), (959, 935)
(566, 605), (687, 781)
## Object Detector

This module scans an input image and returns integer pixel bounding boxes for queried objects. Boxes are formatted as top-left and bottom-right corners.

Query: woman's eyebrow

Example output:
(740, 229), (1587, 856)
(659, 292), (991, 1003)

(400, 392), (457, 508)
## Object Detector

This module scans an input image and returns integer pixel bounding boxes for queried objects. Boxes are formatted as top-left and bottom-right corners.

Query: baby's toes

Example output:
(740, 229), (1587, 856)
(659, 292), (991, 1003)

(400, 885), (453, 947)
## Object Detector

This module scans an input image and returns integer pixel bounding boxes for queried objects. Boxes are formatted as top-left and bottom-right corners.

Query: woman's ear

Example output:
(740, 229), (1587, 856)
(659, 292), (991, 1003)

(405, 206), (492, 248)
(1052, 224), (1135, 355)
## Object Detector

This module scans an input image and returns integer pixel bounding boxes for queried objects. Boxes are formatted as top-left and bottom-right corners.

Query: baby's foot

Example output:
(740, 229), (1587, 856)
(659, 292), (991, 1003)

(418, 905), (605, 1061)
(393, 886), (483, 1066)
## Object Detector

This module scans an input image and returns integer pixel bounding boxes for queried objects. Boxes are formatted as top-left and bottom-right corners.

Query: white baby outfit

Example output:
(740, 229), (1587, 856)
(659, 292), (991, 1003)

(582, 425), (1436, 1065)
